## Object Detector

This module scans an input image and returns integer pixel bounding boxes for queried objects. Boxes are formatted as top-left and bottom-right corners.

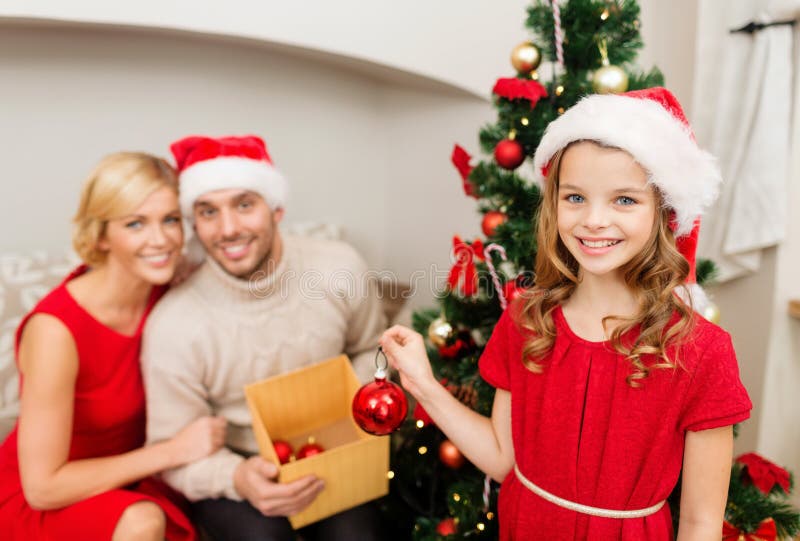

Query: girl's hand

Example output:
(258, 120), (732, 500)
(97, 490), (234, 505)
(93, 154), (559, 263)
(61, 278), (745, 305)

(169, 416), (227, 466)
(379, 325), (436, 400)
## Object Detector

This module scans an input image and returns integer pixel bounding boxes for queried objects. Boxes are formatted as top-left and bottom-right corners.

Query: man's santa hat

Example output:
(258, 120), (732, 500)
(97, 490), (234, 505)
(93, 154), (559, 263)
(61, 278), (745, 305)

(532, 87), (722, 312)
(171, 135), (288, 218)
(170, 135), (288, 262)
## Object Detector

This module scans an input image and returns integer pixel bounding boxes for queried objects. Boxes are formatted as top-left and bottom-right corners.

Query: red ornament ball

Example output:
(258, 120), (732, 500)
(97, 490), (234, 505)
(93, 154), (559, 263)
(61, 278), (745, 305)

(352, 376), (408, 436)
(436, 517), (458, 536)
(494, 139), (525, 170)
(503, 280), (524, 304)
(438, 440), (466, 469)
(272, 439), (294, 465)
(481, 210), (509, 237)
(296, 439), (324, 460)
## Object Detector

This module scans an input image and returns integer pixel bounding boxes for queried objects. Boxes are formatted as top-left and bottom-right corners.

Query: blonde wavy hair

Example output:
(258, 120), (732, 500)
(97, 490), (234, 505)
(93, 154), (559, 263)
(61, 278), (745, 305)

(519, 141), (695, 386)
(72, 152), (178, 266)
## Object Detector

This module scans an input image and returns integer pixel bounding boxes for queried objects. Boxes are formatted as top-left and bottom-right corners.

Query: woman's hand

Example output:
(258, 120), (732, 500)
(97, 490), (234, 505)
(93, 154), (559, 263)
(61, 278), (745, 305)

(168, 416), (227, 466)
(379, 325), (437, 400)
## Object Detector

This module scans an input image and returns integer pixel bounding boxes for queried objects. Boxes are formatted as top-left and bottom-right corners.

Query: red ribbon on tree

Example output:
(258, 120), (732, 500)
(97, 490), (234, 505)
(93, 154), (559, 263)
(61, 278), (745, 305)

(447, 236), (485, 297)
(722, 518), (777, 541)
(736, 453), (791, 494)
(451, 144), (477, 198)
(492, 77), (548, 108)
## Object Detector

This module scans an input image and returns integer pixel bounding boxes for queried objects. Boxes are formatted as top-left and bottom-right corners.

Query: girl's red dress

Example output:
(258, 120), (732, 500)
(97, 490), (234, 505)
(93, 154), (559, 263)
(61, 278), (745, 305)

(0, 267), (196, 540)
(479, 305), (752, 541)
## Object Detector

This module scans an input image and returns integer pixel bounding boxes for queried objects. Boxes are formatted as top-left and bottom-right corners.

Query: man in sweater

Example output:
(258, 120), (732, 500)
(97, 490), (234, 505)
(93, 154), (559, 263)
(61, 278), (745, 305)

(142, 135), (386, 540)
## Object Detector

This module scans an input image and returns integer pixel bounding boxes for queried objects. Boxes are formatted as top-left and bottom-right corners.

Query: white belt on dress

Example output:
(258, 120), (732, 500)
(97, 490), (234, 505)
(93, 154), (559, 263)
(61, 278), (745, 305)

(513, 464), (666, 519)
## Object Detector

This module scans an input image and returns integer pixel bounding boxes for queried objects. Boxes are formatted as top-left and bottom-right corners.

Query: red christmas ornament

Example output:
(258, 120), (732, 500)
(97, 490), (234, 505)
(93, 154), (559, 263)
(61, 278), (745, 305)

(494, 139), (525, 170)
(481, 210), (509, 237)
(272, 439), (294, 465)
(503, 280), (524, 304)
(439, 440), (466, 469)
(352, 349), (408, 435)
(296, 438), (324, 460)
(436, 517), (457, 536)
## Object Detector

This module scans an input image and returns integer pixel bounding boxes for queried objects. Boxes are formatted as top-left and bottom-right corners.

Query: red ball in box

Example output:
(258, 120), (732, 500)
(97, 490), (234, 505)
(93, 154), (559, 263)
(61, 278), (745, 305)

(272, 439), (294, 464)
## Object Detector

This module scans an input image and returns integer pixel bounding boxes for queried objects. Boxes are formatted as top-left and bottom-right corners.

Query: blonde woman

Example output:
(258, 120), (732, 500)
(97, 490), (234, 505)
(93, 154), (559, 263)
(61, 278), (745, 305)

(0, 153), (226, 541)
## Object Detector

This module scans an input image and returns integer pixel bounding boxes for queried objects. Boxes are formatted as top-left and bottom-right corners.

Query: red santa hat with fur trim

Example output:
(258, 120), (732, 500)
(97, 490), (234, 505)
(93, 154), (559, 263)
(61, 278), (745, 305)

(532, 87), (721, 312)
(170, 134), (288, 261)
(171, 135), (288, 216)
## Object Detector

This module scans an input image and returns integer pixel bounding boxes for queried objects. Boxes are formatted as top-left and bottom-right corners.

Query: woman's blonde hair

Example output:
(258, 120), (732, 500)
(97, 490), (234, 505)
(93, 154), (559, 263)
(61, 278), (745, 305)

(519, 140), (695, 386)
(72, 152), (178, 266)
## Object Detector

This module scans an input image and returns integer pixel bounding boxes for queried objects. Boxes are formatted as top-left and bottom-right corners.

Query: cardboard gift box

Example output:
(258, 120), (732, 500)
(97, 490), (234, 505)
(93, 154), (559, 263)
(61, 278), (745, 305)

(244, 355), (390, 529)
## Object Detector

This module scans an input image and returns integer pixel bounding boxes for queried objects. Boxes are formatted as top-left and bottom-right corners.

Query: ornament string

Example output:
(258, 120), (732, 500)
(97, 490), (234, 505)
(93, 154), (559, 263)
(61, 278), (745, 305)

(374, 346), (388, 378)
(484, 243), (509, 310)
(551, 0), (565, 69)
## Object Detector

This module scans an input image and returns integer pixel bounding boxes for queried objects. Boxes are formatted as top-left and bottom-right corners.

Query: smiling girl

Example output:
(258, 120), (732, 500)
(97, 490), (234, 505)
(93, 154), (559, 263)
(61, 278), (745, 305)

(381, 88), (752, 540)
(0, 152), (226, 540)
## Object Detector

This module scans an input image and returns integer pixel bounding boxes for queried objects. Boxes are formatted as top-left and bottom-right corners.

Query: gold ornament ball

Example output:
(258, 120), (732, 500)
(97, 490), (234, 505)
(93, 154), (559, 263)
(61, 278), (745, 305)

(592, 64), (629, 94)
(702, 303), (721, 325)
(428, 317), (454, 347)
(511, 41), (542, 73)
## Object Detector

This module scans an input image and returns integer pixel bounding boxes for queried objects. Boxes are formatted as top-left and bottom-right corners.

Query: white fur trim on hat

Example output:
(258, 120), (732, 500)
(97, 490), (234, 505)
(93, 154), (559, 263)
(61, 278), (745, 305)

(178, 156), (288, 218)
(532, 94), (721, 237)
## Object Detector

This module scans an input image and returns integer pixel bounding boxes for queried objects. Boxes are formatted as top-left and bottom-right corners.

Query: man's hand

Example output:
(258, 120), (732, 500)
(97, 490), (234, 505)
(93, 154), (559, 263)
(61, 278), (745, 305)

(233, 456), (325, 516)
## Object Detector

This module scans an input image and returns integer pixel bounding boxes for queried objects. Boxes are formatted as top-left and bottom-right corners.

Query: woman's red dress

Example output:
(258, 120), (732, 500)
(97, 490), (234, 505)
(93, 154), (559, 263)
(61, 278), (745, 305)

(0, 267), (196, 540)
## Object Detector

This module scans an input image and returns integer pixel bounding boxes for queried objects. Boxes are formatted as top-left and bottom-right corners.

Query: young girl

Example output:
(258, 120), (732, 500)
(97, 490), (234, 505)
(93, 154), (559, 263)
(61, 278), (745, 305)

(0, 153), (227, 540)
(381, 87), (752, 541)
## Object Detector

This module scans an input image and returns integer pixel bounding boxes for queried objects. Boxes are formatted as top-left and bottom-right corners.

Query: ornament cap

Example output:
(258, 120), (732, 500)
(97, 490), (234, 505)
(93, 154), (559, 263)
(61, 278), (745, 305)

(375, 346), (389, 380)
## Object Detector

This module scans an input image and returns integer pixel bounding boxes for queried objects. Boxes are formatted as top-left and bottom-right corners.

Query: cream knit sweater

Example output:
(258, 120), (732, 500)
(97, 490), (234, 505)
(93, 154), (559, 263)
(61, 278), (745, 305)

(142, 234), (387, 501)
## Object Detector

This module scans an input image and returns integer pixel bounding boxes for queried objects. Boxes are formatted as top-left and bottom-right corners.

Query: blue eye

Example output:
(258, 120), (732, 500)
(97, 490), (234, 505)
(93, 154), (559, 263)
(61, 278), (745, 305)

(616, 196), (637, 206)
(125, 220), (143, 229)
(164, 216), (181, 225)
(565, 194), (584, 204)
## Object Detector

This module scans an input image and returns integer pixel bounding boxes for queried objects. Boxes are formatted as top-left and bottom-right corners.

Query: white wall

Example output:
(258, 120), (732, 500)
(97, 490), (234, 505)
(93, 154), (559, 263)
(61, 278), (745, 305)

(0, 19), (509, 300)
(0, 0), (530, 98)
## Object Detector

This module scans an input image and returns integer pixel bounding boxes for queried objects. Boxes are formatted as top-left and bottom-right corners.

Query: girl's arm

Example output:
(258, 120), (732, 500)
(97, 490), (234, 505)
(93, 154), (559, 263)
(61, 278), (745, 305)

(676, 426), (733, 541)
(17, 314), (226, 510)
(380, 325), (515, 481)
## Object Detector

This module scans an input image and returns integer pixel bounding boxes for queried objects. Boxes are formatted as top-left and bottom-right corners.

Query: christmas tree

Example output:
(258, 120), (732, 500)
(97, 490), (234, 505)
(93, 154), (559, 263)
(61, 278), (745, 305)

(379, 1), (798, 540)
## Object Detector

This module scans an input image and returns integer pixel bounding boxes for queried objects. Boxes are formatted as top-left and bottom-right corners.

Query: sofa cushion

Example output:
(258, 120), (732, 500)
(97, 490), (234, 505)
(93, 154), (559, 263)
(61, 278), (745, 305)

(0, 251), (79, 439)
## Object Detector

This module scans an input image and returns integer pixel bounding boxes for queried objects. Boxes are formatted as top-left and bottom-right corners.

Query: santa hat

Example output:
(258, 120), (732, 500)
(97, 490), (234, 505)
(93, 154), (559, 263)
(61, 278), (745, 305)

(532, 87), (721, 311)
(170, 135), (288, 218)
